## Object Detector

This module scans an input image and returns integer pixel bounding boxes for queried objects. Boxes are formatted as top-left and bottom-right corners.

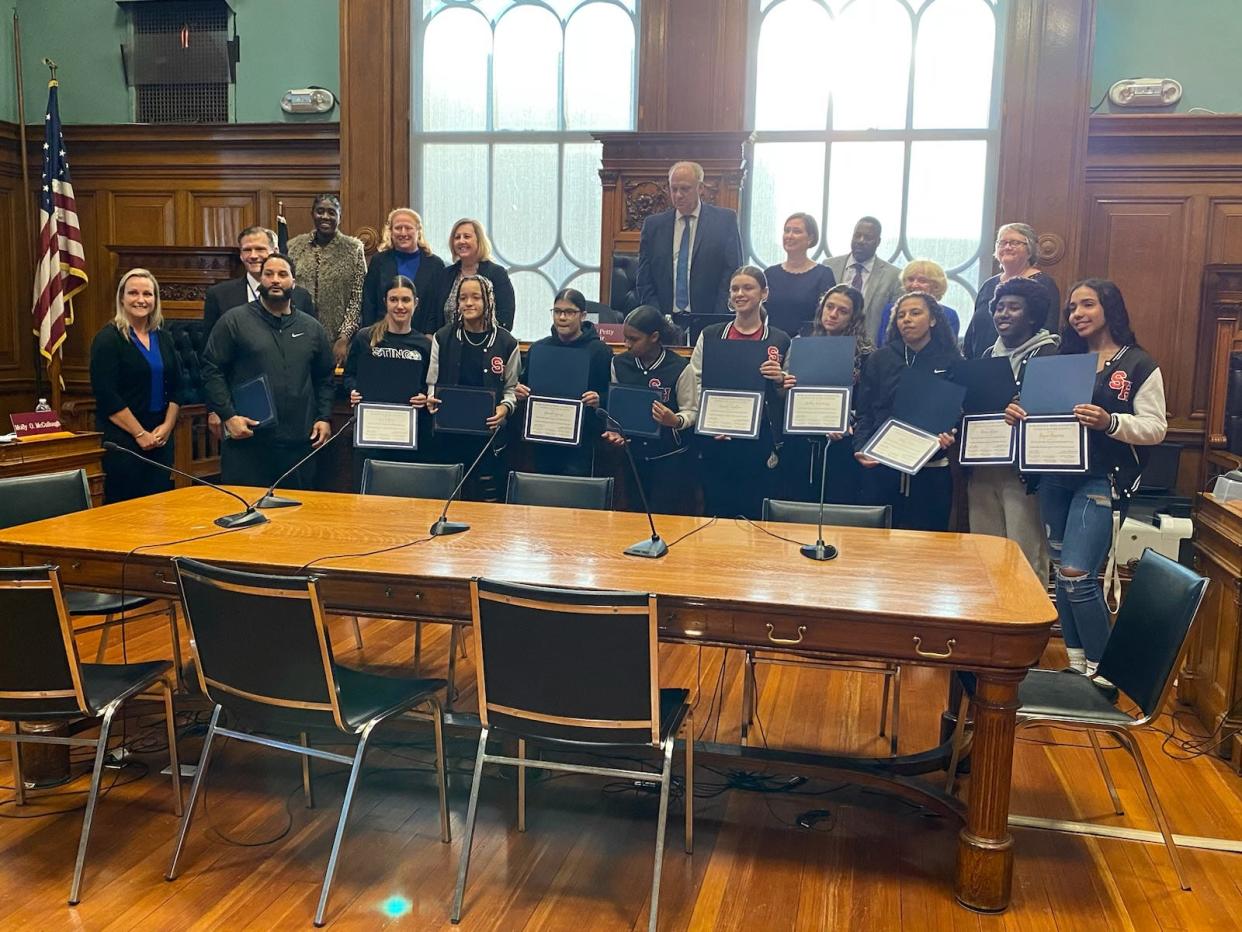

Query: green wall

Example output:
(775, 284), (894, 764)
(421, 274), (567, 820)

(1, 14), (15, 124)
(10, 0), (338, 125)
(1093, 0), (1242, 114)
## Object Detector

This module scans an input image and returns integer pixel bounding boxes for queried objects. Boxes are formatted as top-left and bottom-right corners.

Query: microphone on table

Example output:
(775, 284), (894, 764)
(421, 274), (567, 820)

(102, 441), (268, 529)
(429, 427), (502, 537)
(596, 407), (668, 559)
(801, 438), (838, 562)
(255, 415), (356, 509)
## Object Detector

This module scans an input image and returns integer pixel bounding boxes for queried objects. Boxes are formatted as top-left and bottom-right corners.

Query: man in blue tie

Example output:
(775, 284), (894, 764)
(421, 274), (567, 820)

(636, 161), (743, 340)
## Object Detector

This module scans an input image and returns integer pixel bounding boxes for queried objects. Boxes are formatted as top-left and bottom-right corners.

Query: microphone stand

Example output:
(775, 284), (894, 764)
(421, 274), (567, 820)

(430, 428), (500, 536)
(255, 415), (356, 509)
(801, 438), (838, 561)
(597, 408), (668, 559)
(102, 441), (267, 529)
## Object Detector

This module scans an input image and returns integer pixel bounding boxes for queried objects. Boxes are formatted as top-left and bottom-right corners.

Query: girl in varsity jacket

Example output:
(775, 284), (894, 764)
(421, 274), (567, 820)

(1006, 278), (1166, 683)
(603, 305), (699, 515)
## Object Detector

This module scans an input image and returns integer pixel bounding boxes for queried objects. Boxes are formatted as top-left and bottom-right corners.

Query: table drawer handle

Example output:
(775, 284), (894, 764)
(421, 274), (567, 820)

(153, 570), (179, 588)
(683, 627), (705, 638)
(912, 636), (956, 659)
(766, 623), (806, 646)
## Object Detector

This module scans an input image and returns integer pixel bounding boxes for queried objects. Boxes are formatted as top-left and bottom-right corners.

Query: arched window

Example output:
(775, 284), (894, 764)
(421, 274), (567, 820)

(413, 1), (639, 339)
(746, 0), (1007, 329)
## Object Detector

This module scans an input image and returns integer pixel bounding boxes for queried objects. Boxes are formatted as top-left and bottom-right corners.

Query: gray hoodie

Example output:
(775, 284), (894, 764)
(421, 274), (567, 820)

(985, 328), (1060, 376)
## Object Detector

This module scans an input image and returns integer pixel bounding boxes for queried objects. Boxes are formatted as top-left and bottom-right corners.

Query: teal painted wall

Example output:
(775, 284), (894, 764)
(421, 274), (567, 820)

(11, 0), (338, 125)
(1093, 0), (1242, 114)
(1, 14), (15, 124)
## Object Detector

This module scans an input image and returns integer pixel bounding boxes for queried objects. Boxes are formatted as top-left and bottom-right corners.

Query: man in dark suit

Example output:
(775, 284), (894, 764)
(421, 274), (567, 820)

(203, 226), (316, 438)
(636, 161), (743, 333)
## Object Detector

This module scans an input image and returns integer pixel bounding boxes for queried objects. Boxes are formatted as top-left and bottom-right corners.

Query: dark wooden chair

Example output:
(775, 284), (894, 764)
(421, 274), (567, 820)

(168, 557), (450, 927)
(505, 470), (614, 510)
(451, 577), (692, 931)
(0, 564), (181, 905)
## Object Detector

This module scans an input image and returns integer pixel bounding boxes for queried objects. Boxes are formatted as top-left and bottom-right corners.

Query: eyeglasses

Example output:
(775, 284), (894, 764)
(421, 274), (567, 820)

(996, 239), (1029, 249)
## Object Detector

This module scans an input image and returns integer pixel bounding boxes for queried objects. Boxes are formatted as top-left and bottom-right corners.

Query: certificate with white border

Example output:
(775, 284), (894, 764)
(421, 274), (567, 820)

(1019, 414), (1089, 473)
(860, 418), (940, 475)
(695, 389), (763, 439)
(353, 403), (417, 450)
(959, 413), (1016, 466)
(524, 395), (583, 446)
(783, 386), (850, 436)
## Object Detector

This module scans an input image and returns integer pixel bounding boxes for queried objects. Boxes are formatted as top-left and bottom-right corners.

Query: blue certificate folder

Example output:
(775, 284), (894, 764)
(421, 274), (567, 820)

(357, 352), (423, 405)
(607, 385), (662, 439)
(234, 374), (276, 428)
(702, 339), (768, 392)
(433, 386), (495, 435)
(894, 368), (967, 435)
(1019, 353), (1097, 415)
(950, 356), (1019, 414)
(527, 343), (590, 398)
(787, 336), (855, 387)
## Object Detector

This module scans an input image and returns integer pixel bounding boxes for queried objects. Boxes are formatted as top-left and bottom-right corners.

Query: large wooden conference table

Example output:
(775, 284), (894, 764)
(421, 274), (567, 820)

(0, 486), (1054, 913)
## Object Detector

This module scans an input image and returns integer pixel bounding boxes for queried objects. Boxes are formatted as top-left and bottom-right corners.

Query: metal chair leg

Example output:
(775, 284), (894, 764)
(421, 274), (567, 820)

(944, 690), (971, 795)
(429, 698), (450, 844)
(300, 732), (315, 809)
(1088, 730), (1123, 815)
(10, 736), (25, 807)
(167, 605), (185, 692)
(450, 728), (489, 924)
(68, 704), (119, 905)
(1118, 729), (1190, 890)
(648, 739), (675, 932)
(162, 679), (183, 816)
(879, 670), (891, 737)
(741, 650), (755, 743)
(350, 617), (364, 651)
(313, 724), (375, 927)
(447, 626), (460, 706)
(517, 737), (527, 833)
(889, 665), (902, 757)
(413, 622), (423, 673)
(166, 704), (222, 881)
(94, 615), (113, 662)
(684, 711), (694, 855)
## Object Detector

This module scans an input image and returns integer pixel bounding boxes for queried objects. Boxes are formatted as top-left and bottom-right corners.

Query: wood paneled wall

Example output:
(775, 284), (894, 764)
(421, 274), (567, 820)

(0, 123), (340, 419)
(1082, 114), (1242, 491)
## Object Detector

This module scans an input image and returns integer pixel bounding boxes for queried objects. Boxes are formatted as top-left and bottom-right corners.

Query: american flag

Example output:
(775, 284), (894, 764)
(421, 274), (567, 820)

(31, 80), (87, 360)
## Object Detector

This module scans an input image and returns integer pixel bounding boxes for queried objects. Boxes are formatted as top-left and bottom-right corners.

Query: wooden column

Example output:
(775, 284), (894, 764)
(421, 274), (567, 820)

(994, 0), (1096, 296)
(339, 0), (410, 252)
(594, 132), (751, 304)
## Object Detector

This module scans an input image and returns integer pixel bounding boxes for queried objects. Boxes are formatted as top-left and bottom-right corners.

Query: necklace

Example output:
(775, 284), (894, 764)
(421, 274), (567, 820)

(463, 328), (488, 347)
(903, 344), (917, 367)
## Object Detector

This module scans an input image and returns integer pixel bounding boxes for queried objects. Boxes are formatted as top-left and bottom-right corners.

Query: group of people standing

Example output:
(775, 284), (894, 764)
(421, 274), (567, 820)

(88, 171), (1167, 683)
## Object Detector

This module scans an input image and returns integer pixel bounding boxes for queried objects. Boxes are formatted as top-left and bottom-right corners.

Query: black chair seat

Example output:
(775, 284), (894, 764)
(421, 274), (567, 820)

(656, 688), (690, 741)
(0, 660), (172, 721)
(333, 665), (446, 730)
(1018, 669), (1133, 725)
(65, 589), (156, 616)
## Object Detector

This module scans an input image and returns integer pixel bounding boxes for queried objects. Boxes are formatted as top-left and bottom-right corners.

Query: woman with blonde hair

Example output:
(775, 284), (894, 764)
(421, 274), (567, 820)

(431, 218), (516, 332)
(360, 207), (445, 331)
(89, 268), (186, 502)
(874, 258), (960, 346)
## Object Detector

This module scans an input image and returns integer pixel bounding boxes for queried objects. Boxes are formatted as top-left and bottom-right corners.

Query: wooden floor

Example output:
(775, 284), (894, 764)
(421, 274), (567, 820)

(3, 608), (1242, 931)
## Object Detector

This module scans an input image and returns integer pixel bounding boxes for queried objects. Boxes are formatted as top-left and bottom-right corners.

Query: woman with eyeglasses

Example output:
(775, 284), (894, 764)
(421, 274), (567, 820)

(963, 222), (1062, 359)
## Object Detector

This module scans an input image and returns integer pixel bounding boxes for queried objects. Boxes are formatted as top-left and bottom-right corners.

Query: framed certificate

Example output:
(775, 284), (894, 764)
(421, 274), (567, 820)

(433, 386), (496, 436)
(354, 403), (418, 450)
(524, 395), (584, 446)
(783, 386), (850, 435)
(696, 389), (763, 439)
(860, 418), (941, 475)
(958, 413), (1016, 466)
(1019, 414), (1089, 473)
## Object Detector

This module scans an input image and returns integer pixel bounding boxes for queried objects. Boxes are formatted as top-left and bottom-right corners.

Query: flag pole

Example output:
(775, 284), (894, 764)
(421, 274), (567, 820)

(42, 57), (61, 411)
(12, 9), (45, 402)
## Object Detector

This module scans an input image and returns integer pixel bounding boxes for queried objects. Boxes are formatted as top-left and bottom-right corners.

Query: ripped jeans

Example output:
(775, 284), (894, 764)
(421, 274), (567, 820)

(1038, 474), (1115, 663)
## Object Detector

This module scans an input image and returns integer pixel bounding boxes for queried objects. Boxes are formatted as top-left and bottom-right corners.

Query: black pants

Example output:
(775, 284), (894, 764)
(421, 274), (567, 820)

(777, 436), (864, 506)
(634, 450), (695, 516)
(102, 413), (175, 504)
(699, 436), (772, 520)
(220, 435), (315, 492)
(530, 437), (595, 477)
(860, 462), (953, 532)
(435, 432), (506, 502)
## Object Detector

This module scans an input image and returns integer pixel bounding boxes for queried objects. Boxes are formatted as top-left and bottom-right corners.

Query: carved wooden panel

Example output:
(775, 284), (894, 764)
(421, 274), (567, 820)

(1208, 201), (1242, 265)
(62, 190), (103, 384)
(190, 193), (259, 247)
(269, 193), (323, 242)
(0, 188), (18, 373)
(111, 193), (176, 247)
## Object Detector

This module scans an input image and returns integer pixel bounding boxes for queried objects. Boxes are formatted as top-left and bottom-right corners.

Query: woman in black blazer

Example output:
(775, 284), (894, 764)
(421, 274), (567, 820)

(360, 208), (446, 332)
(89, 268), (186, 503)
(431, 218), (516, 333)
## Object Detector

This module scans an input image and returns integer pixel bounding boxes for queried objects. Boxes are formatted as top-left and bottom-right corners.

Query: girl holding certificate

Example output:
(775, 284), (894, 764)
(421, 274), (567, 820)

(967, 278), (1059, 577)
(1005, 279), (1166, 681)
(425, 275), (521, 502)
(344, 275), (432, 488)
(603, 305), (699, 515)
(854, 291), (962, 531)
(778, 284), (872, 505)
(689, 266), (792, 519)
